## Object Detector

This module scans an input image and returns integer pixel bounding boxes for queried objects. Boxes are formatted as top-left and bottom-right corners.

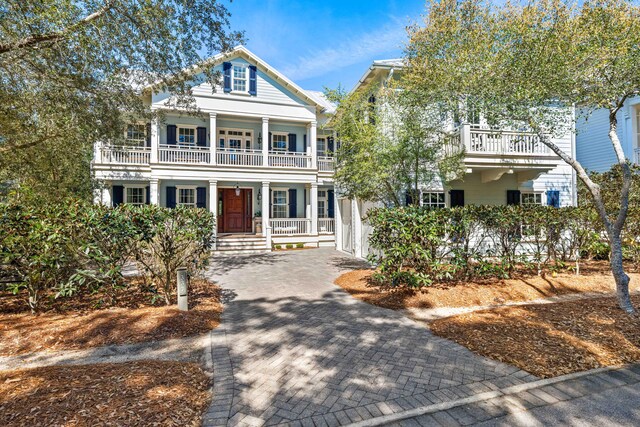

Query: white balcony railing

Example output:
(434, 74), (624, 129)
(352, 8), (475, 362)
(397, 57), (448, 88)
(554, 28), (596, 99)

(268, 151), (312, 168)
(217, 149), (263, 166)
(270, 218), (311, 235)
(464, 126), (550, 155)
(100, 145), (151, 164)
(318, 156), (335, 172)
(158, 144), (210, 164)
(318, 218), (335, 234)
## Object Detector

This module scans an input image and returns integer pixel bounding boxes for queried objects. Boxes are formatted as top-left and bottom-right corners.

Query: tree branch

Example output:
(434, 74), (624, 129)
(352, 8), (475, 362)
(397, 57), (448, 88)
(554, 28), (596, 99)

(0, 1), (115, 55)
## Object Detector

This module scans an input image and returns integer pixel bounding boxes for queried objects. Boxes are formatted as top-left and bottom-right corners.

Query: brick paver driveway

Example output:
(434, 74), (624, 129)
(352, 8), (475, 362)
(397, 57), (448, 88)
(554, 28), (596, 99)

(204, 248), (536, 427)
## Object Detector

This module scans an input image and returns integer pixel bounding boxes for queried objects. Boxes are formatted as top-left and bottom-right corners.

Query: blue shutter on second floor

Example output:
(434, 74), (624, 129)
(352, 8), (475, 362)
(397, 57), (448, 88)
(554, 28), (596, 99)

(196, 187), (207, 208)
(112, 185), (124, 207)
(167, 125), (177, 145)
(196, 127), (207, 147)
(166, 186), (176, 208)
(328, 137), (334, 153)
(303, 134), (307, 152)
(547, 190), (560, 208)
(288, 189), (297, 218)
(146, 123), (151, 147)
(268, 132), (272, 150)
(288, 133), (297, 152)
(223, 62), (232, 93)
(249, 65), (257, 95)
(328, 190), (335, 218)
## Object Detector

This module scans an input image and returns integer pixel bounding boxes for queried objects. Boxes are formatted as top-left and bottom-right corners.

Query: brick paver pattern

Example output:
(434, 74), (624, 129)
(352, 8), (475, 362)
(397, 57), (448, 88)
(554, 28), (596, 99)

(203, 248), (537, 427)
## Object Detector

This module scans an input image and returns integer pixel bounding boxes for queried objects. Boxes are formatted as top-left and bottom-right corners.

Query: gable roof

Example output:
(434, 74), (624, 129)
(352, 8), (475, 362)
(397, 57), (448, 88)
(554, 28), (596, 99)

(353, 58), (405, 92)
(147, 45), (327, 111)
(304, 90), (336, 114)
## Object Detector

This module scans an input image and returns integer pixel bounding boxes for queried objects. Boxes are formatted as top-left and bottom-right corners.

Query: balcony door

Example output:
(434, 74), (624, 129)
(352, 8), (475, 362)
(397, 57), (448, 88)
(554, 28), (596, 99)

(219, 189), (253, 233)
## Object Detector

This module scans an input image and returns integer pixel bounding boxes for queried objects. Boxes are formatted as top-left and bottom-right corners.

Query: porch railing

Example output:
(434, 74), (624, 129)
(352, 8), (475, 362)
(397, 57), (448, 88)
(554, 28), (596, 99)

(158, 144), (210, 164)
(635, 147), (640, 164)
(268, 151), (312, 168)
(318, 218), (335, 234)
(464, 126), (550, 155)
(318, 156), (335, 172)
(270, 218), (311, 235)
(100, 145), (150, 164)
(217, 148), (263, 166)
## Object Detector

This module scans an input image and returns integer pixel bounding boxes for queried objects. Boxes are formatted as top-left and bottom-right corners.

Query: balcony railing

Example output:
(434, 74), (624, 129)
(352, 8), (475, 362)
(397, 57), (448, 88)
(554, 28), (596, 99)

(318, 156), (335, 172)
(217, 148), (263, 166)
(159, 144), (210, 164)
(270, 218), (311, 235)
(268, 151), (312, 168)
(462, 125), (551, 155)
(318, 218), (335, 234)
(100, 145), (150, 164)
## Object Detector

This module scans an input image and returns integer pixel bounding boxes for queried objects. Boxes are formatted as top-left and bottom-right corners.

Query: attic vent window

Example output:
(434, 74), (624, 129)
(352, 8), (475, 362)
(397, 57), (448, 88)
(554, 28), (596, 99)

(233, 65), (248, 92)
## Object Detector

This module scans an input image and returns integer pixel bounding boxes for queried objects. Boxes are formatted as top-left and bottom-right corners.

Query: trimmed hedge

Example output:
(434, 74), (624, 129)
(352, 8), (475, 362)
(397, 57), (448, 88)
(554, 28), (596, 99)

(366, 205), (640, 288)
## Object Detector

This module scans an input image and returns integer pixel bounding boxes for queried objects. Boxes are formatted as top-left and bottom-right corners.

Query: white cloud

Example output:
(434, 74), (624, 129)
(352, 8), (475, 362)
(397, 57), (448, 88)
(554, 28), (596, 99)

(281, 21), (407, 81)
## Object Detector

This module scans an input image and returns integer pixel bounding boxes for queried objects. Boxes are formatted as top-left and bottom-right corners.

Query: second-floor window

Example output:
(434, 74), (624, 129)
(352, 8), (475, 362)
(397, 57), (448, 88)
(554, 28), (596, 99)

(233, 65), (248, 92)
(272, 134), (288, 151)
(178, 127), (196, 145)
(317, 138), (326, 156)
(126, 124), (146, 146)
(218, 129), (252, 150)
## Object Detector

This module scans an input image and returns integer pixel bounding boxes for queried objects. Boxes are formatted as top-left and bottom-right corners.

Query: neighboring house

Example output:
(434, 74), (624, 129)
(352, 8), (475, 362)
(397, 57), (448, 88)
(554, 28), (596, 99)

(92, 46), (337, 253)
(336, 59), (578, 258)
(576, 96), (640, 172)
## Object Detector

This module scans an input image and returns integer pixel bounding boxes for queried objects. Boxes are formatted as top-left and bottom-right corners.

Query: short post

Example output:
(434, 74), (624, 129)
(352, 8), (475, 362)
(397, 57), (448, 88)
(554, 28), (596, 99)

(177, 268), (189, 311)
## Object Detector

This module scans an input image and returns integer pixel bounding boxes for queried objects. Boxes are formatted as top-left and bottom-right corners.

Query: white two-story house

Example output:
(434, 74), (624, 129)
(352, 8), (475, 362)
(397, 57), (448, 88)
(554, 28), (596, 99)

(92, 46), (336, 253)
(335, 59), (578, 258)
(576, 96), (640, 172)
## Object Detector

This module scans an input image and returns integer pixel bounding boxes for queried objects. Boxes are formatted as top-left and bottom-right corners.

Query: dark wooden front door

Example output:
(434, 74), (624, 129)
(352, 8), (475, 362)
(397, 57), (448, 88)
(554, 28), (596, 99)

(220, 189), (252, 233)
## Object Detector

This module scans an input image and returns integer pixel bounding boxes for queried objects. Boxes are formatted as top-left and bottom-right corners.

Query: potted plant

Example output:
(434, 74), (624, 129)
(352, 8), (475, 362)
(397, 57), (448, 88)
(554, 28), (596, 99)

(254, 211), (262, 234)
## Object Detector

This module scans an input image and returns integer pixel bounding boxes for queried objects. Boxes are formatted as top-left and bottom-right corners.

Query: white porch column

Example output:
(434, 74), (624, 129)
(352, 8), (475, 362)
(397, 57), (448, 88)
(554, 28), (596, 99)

(262, 181), (271, 247)
(353, 199), (363, 258)
(310, 182), (318, 235)
(209, 113), (217, 165)
(305, 184), (311, 219)
(335, 196), (343, 251)
(102, 183), (112, 206)
(309, 120), (317, 169)
(149, 178), (159, 205)
(262, 118), (269, 166)
(151, 116), (159, 163)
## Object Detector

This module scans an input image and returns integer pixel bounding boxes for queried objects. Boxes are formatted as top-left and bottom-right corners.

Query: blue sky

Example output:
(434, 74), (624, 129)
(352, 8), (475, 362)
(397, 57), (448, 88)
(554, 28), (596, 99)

(226, 0), (425, 92)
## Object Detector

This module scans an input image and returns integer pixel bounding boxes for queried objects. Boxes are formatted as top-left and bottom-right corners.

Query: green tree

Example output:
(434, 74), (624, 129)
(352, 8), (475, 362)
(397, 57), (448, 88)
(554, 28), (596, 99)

(0, 0), (243, 201)
(405, 0), (640, 313)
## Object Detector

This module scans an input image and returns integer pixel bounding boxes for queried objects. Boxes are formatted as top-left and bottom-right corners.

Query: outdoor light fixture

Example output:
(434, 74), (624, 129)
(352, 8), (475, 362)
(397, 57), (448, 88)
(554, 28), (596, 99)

(235, 184), (241, 196)
(257, 188), (262, 201)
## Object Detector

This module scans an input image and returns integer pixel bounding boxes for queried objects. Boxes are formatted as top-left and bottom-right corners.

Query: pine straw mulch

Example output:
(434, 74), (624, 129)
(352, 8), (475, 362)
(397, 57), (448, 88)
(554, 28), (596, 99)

(0, 278), (223, 356)
(430, 295), (640, 378)
(0, 361), (211, 427)
(334, 262), (640, 311)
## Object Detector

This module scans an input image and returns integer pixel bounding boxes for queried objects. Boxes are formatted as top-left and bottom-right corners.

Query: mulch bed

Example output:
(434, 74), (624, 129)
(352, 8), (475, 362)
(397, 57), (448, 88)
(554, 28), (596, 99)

(430, 295), (640, 378)
(334, 263), (640, 310)
(0, 279), (223, 356)
(0, 361), (211, 426)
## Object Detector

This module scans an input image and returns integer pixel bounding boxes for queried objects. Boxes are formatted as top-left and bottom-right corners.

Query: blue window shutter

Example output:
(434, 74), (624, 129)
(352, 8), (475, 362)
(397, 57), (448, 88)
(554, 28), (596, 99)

(288, 133), (297, 152)
(145, 186), (150, 205)
(328, 137), (334, 153)
(268, 132), (272, 150)
(249, 65), (257, 95)
(450, 190), (464, 207)
(146, 123), (151, 147)
(288, 189), (297, 218)
(196, 127), (207, 147)
(112, 185), (124, 207)
(507, 190), (521, 205)
(166, 186), (176, 208)
(167, 125), (177, 145)
(223, 62), (232, 93)
(328, 190), (335, 218)
(303, 134), (307, 151)
(547, 190), (560, 208)
(405, 191), (414, 206)
(196, 187), (207, 208)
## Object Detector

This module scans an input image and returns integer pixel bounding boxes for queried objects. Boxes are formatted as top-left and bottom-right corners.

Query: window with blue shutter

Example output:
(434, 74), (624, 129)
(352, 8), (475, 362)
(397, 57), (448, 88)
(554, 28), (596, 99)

(327, 137), (334, 154)
(547, 190), (560, 208)
(288, 133), (297, 152)
(166, 125), (177, 145)
(112, 185), (124, 207)
(303, 134), (307, 151)
(268, 132), (272, 150)
(196, 187), (207, 208)
(288, 189), (297, 218)
(450, 190), (464, 207)
(223, 62), (232, 93)
(196, 127), (207, 147)
(146, 123), (151, 147)
(145, 186), (150, 205)
(506, 190), (521, 205)
(405, 191), (414, 206)
(328, 190), (335, 218)
(166, 186), (176, 208)
(249, 65), (257, 95)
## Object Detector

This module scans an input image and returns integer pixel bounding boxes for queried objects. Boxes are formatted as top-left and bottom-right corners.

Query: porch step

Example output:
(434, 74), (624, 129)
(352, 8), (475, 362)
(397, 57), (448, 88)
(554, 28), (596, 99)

(213, 235), (270, 254)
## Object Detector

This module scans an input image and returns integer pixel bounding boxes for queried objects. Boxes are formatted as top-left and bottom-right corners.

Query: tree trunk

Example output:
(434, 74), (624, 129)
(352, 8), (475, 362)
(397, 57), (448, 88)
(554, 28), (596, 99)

(610, 231), (634, 313)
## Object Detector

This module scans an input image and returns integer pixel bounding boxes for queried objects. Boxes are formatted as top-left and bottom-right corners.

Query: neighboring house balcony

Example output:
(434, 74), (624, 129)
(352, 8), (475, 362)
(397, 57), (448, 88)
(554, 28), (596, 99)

(448, 123), (562, 183)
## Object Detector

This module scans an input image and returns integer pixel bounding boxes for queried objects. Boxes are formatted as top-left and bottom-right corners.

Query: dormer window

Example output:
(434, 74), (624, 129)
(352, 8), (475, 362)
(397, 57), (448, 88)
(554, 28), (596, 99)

(233, 64), (248, 92)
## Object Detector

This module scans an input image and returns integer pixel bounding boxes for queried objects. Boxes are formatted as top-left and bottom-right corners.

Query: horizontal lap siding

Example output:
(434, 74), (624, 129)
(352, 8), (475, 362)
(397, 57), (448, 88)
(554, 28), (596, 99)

(576, 108), (622, 172)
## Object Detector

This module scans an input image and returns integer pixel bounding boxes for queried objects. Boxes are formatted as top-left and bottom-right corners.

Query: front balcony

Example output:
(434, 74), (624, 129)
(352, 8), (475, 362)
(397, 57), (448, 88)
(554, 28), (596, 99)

(269, 218), (335, 236)
(95, 143), (334, 172)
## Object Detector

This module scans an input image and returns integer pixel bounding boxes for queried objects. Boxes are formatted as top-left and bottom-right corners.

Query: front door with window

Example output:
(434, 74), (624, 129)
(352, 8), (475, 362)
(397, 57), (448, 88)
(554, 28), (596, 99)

(219, 189), (252, 233)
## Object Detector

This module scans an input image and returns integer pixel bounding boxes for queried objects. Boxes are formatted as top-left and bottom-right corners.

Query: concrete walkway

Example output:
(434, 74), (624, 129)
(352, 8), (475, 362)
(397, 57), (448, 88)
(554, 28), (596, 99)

(202, 248), (537, 427)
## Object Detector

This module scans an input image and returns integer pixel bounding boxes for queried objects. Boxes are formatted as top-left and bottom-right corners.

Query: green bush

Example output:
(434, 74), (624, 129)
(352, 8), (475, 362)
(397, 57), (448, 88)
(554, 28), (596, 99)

(286, 243), (293, 249)
(296, 243), (304, 248)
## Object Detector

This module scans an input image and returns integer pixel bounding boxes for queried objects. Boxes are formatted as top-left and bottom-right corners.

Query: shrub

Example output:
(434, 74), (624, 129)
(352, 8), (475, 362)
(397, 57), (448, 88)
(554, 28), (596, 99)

(296, 243), (304, 248)
(285, 243), (293, 249)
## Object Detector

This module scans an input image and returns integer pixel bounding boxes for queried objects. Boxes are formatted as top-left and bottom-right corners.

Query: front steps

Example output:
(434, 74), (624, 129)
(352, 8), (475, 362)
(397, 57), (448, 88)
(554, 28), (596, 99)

(213, 235), (270, 255)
